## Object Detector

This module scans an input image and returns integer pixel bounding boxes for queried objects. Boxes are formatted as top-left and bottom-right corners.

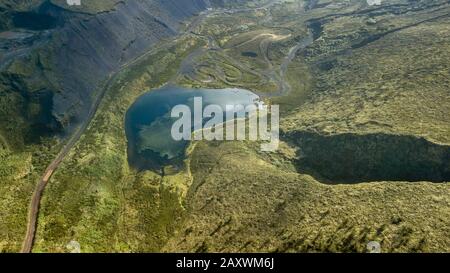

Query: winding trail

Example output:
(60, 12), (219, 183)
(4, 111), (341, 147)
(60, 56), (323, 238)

(21, 72), (113, 253)
(274, 32), (314, 97)
(21, 66), (131, 253)
(181, 21), (314, 97)
(20, 0), (285, 254)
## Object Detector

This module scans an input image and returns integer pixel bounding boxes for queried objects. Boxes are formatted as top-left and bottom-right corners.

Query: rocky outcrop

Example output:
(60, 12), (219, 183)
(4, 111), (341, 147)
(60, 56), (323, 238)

(288, 131), (450, 184)
(44, 0), (211, 128)
(0, 0), (213, 142)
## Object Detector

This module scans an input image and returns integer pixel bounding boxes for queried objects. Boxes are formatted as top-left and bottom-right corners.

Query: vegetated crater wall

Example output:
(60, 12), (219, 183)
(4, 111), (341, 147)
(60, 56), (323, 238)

(46, 0), (211, 129)
(0, 0), (211, 140)
(288, 131), (450, 184)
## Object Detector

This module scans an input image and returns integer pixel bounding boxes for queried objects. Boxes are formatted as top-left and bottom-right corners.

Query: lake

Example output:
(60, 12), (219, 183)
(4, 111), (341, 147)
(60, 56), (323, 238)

(125, 85), (260, 171)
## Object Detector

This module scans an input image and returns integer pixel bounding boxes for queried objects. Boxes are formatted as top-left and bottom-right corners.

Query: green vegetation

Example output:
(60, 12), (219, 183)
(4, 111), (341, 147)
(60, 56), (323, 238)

(0, 0), (448, 253)
(0, 136), (60, 252)
(0, 51), (62, 252)
(163, 140), (449, 252)
(32, 36), (203, 252)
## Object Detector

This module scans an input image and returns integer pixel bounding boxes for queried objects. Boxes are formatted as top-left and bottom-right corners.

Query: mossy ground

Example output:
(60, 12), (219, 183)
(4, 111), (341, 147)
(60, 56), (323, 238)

(32, 36), (203, 252)
(163, 140), (449, 252)
(0, 0), (448, 252)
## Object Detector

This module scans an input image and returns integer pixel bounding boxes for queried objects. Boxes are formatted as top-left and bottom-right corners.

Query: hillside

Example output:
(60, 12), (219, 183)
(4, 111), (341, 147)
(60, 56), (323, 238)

(0, 0), (448, 253)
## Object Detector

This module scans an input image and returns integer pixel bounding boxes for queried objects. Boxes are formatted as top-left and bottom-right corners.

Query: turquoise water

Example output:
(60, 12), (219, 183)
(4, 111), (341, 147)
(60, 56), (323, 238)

(125, 85), (259, 171)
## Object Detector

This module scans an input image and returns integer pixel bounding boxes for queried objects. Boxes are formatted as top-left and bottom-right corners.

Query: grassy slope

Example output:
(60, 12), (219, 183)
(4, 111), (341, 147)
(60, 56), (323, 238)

(0, 134), (60, 252)
(167, 1), (450, 252)
(1, 0), (447, 253)
(283, 13), (450, 145)
(0, 52), (61, 252)
(33, 37), (203, 252)
(163, 140), (449, 252)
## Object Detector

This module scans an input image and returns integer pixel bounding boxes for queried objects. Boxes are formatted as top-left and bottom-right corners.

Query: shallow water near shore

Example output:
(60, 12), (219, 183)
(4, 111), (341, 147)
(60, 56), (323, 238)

(125, 85), (260, 171)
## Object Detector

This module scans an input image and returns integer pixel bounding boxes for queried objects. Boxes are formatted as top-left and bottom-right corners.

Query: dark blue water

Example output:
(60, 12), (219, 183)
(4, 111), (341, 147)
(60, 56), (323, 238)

(125, 85), (260, 171)
(12, 12), (59, 30)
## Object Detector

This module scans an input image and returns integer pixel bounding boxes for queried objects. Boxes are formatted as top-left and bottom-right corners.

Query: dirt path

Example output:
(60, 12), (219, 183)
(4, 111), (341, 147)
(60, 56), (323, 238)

(21, 70), (116, 253)
(20, 13), (215, 255)
(20, 0), (286, 253)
